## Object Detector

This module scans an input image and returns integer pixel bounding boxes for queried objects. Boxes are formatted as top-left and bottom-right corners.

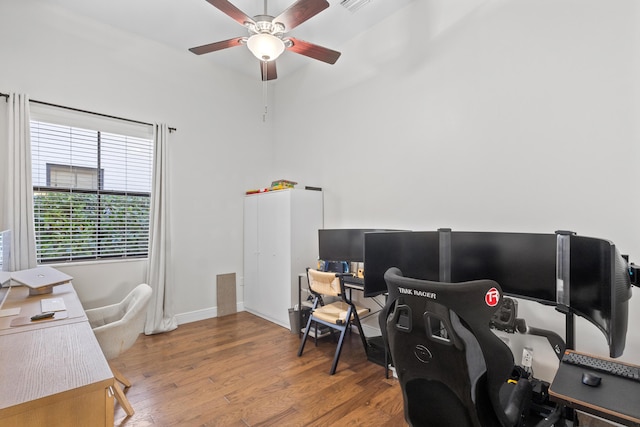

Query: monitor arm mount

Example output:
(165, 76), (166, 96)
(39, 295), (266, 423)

(491, 297), (566, 361)
(515, 319), (566, 361)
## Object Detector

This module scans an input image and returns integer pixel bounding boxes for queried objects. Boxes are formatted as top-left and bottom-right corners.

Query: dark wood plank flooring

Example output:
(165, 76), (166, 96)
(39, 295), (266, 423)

(112, 311), (406, 426)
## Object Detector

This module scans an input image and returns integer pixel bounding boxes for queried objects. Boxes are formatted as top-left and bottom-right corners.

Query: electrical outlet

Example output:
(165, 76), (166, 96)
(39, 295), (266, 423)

(522, 347), (533, 368)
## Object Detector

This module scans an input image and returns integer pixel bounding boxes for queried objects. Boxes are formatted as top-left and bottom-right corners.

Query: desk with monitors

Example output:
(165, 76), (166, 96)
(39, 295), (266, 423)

(363, 228), (637, 423)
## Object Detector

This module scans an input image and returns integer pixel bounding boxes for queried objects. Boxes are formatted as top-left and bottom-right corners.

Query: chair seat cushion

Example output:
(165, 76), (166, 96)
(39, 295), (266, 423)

(313, 301), (369, 324)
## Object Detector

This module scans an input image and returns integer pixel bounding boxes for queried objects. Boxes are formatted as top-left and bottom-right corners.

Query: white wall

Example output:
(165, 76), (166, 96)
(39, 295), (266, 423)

(0, 0), (275, 317)
(273, 0), (640, 380)
(2, 0), (640, 382)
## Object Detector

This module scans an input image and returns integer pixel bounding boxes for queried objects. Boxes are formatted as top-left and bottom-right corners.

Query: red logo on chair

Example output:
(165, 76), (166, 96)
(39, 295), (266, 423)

(485, 287), (500, 307)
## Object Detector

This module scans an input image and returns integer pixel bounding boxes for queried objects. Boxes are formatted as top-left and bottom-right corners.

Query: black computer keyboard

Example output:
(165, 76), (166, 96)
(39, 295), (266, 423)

(562, 351), (640, 381)
(341, 275), (364, 290)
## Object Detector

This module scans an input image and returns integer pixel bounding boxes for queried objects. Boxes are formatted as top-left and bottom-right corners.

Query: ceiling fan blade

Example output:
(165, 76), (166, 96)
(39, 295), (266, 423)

(260, 61), (278, 81)
(205, 0), (256, 26)
(273, 0), (329, 32)
(189, 37), (245, 55)
(287, 37), (341, 64)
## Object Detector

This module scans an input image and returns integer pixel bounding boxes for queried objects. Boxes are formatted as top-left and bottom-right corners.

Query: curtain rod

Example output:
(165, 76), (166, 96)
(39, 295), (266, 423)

(0, 92), (176, 132)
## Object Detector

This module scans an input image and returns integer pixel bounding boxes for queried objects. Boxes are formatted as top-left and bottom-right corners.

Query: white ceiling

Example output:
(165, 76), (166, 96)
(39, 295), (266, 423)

(45, 0), (415, 80)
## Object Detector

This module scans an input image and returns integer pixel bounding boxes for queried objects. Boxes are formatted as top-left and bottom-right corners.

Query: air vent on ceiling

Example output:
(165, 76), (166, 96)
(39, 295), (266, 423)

(340, 0), (371, 13)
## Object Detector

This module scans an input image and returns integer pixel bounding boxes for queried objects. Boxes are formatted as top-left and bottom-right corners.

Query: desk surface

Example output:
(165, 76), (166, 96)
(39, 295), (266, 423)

(0, 283), (87, 335)
(549, 350), (640, 426)
(0, 321), (113, 411)
(0, 283), (114, 424)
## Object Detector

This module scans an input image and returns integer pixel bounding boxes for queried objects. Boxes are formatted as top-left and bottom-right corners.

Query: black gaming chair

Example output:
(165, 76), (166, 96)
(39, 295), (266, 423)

(382, 267), (532, 427)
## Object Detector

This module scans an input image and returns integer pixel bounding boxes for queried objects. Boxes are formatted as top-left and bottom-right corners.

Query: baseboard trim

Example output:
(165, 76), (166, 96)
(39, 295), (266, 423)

(175, 302), (244, 325)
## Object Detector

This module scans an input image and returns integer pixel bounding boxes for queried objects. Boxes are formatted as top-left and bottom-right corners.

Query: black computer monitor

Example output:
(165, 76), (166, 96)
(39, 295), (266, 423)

(318, 229), (399, 262)
(363, 231), (440, 297)
(569, 235), (632, 358)
(318, 229), (363, 262)
(449, 232), (558, 304)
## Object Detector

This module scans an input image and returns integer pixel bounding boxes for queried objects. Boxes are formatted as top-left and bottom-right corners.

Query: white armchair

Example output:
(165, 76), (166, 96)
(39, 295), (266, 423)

(85, 283), (152, 417)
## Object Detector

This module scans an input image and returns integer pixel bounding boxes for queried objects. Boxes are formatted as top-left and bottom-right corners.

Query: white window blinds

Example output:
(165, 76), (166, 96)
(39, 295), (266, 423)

(30, 110), (154, 263)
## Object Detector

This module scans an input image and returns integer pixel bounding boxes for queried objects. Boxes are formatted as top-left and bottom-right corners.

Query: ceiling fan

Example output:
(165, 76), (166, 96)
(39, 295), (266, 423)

(189, 0), (341, 81)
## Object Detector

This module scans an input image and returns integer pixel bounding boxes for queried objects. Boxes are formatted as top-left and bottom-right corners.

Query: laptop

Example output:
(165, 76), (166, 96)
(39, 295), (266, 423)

(11, 266), (73, 294)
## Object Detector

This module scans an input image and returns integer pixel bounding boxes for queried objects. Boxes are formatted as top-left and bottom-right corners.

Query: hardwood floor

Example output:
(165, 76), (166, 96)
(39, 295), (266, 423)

(112, 311), (406, 426)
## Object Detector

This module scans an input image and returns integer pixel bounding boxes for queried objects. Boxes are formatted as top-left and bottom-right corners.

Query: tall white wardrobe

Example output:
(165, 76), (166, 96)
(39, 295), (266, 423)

(243, 188), (323, 328)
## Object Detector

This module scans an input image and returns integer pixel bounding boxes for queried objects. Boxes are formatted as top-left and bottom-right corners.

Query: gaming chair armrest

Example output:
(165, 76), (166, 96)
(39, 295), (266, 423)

(501, 378), (533, 426)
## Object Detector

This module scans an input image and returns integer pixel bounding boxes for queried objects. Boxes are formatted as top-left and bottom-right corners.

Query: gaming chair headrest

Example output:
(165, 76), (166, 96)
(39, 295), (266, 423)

(383, 267), (504, 325)
(383, 267), (522, 427)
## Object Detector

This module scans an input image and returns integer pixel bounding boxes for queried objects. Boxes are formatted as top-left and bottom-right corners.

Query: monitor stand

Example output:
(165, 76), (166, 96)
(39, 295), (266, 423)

(27, 285), (54, 296)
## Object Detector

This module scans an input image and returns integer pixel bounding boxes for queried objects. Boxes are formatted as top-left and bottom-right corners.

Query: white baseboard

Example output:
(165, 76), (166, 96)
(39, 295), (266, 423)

(175, 302), (244, 325)
(174, 303), (379, 338)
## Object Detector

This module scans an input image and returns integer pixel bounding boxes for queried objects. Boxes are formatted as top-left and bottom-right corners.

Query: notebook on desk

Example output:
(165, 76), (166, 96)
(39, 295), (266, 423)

(41, 297), (67, 312)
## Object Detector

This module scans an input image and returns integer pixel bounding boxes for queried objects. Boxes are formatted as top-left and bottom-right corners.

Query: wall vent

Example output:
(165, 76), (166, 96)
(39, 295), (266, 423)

(340, 0), (371, 13)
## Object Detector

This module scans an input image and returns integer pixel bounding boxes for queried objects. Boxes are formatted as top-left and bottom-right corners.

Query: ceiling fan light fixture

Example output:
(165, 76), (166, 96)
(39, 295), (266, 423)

(247, 33), (285, 61)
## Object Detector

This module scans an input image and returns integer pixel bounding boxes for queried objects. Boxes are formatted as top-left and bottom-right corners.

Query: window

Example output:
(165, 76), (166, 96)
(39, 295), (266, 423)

(30, 114), (153, 263)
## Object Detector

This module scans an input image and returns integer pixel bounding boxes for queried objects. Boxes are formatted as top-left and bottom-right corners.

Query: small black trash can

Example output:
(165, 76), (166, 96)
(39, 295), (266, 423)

(288, 306), (311, 334)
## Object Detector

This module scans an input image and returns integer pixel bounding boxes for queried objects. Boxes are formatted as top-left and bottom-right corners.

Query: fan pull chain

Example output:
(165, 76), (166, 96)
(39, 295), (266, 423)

(262, 61), (268, 122)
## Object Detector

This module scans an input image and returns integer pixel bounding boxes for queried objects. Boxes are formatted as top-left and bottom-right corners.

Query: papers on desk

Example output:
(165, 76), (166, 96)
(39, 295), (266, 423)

(41, 297), (67, 312)
(0, 307), (21, 318)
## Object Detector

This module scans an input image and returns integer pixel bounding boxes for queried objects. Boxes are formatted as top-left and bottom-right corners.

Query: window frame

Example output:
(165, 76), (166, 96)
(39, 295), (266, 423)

(29, 105), (154, 265)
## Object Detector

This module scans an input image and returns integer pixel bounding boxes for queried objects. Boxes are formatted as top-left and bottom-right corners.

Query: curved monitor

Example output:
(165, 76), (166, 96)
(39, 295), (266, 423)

(569, 235), (632, 358)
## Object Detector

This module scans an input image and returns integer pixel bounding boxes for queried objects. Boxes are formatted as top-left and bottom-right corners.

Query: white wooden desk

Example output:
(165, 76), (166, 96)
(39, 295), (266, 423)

(0, 284), (114, 426)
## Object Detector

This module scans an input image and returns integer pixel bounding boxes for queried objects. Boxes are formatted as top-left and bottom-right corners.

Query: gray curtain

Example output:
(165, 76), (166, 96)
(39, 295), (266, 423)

(6, 93), (37, 270)
(144, 123), (177, 335)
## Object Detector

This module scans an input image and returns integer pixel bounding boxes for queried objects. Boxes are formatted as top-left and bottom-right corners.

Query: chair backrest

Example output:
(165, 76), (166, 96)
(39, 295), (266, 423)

(307, 268), (342, 297)
(88, 283), (153, 360)
(383, 267), (519, 427)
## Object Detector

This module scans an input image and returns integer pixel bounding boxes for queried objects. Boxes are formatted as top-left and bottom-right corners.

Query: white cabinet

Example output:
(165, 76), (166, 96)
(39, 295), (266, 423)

(243, 189), (323, 328)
